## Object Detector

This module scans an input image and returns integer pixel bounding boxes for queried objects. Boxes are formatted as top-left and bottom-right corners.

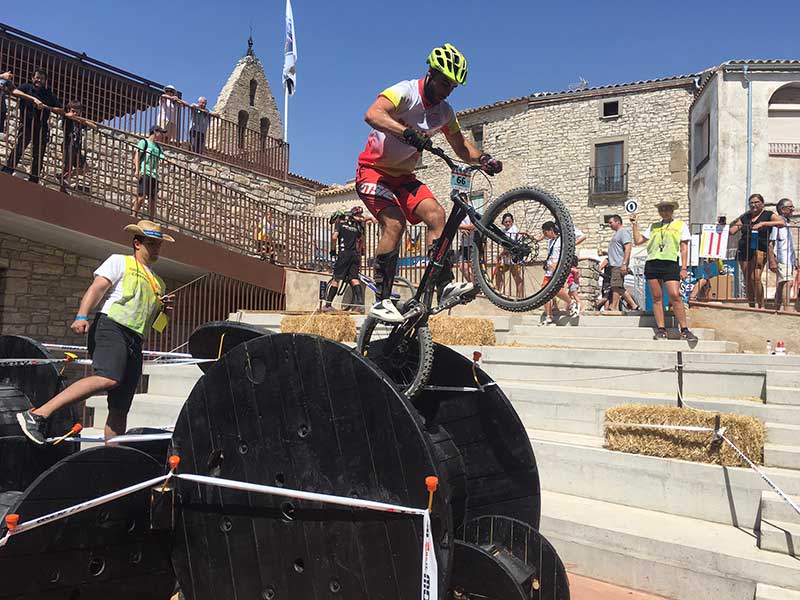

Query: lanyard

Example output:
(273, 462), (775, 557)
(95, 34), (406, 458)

(655, 221), (676, 251)
(135, 256), (161, 297)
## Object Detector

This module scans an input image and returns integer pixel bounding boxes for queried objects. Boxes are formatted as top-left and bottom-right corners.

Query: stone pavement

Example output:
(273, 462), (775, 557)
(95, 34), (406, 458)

(569, 574), (668, 599)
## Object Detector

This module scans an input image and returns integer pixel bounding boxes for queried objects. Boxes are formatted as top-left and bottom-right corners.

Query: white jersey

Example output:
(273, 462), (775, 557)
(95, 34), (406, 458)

(358, 79), (460, 176)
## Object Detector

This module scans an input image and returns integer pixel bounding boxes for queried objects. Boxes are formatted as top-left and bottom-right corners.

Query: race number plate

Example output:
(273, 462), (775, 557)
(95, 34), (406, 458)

(450, 167), (473, 193)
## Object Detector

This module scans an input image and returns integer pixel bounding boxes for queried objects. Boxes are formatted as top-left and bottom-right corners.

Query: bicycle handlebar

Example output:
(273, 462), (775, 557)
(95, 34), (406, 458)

(425, 144), (484, 174)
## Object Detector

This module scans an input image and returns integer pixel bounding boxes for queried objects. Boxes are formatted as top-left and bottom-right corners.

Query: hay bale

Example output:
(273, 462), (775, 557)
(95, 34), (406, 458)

(428, 316), (496, 346)
(604, 404), (765, 467)
(280, 314), (357, 343)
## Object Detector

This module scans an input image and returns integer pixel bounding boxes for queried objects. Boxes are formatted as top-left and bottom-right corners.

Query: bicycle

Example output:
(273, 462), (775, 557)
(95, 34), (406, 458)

(322, 271), (417, 312)
(357, 144), (575, 398)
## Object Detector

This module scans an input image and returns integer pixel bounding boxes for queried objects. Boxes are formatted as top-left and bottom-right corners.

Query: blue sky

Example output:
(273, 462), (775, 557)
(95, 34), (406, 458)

(4, 0), (799, 185)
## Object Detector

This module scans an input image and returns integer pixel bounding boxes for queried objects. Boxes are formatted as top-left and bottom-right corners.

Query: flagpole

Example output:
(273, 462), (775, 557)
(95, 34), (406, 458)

(284, 86), (289, 143)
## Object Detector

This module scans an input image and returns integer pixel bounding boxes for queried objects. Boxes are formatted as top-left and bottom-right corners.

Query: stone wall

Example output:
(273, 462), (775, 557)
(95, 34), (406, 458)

(418, 85), (694, 259)
(0, 232), (182, 345)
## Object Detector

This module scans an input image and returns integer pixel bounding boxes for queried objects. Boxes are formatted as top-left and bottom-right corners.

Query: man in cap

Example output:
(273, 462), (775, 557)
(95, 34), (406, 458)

(158, 84), (189, 144)
(132, 125), (167, 216)
(16, 220), (175, 444)
(631, 200), (697, 341)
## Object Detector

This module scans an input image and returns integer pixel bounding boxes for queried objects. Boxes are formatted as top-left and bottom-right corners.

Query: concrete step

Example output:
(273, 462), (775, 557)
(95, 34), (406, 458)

(519, 313), (677, 328)
(530, 429), (800, 529)
(765, 444), (800, 470)
(501, 334), (738, 353)
(767, 386), (800, 406)
(87, 393), (185, 431)
(766, 423), (800, 446)
(508, 325), (717, 340)
(540, 490), (800, 600)
(145, 363), (203, 398)
(756, 583), (800, 600)
(761, 491), (800, 524)
(471, 346), (770, 398)
(503, 382), (795, 437)
(767, 369), (800, 389)
(758, 519), (800, 557)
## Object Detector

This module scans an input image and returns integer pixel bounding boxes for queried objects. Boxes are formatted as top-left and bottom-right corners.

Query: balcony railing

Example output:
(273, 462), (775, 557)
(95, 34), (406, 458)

(0, 23), (288, 179)
(588, 163), (628, 195)
(769, 142), (800, 157)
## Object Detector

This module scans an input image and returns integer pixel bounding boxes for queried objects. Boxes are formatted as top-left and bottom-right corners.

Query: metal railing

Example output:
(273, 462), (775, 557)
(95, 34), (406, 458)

(688, 222), (799, 311)
(145, 273), (284, 354)
(768, 142), (800, 157)
(0, 24), (288, 178)
(588, 163), (629, 195)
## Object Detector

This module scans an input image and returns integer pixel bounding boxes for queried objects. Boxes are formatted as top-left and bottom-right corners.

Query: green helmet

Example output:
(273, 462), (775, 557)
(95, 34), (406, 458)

(426, 43), (468, 86)
(329, 209), (347, 225)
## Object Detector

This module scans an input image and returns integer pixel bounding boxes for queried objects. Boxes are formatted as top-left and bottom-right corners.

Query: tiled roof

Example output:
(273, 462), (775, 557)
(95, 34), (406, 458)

(288, 172), (329, 190)
(724, 59), (800, 66)
(317, 182), (356, 198)
(458, 73), (699, 117)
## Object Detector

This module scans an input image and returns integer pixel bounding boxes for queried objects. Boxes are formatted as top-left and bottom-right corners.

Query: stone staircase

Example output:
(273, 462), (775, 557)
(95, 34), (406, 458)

(85, 310), (800, 599)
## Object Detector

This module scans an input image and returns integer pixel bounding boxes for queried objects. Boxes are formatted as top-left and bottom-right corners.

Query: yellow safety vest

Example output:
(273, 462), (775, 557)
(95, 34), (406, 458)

(107, 256), (165, 337)
(647, 220), (685, 262)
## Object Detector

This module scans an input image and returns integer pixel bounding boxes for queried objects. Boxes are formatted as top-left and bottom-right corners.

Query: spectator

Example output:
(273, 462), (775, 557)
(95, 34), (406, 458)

(132, 125), (167, 217)
(548, 225), (586, 313)
(729, 193), (784, 308)
(323, 208), (365, 313)
(594, 256), (612, 311)
(158, 85), (189, 144)
(188, 96), (212, 154)
(631, 200), (697, 341)
(458, 214), (475, 282)
(15, 220), (175, 444)
(606, 214), (640, 312)
(769, 198), (797, 312)
(0, 71), (14, 135)
(541, 221), (576, 324)
(2, 69), (64, 183)
(60, 101), (97, 193)
(255, 208), (277, 263)
(495, 213), (525, 297)
(567, 256), (582, 316)
(688, 258), (721, 303)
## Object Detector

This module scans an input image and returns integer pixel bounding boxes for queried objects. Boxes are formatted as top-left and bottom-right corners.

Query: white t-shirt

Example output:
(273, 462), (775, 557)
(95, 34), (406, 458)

(502, 224), (520, 265)
(357, 79), (460, 176)
(770, 218), (797, 266)
(158, 96), (179, 124)
(95, 254), (159, 315)
(545, 227), (585, 276)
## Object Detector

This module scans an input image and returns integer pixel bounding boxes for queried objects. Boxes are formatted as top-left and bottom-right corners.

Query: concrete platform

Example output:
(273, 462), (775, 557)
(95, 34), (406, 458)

(540, 490), (800, 600)
(767, 369), (800, 388)
(568, 573), (668, 599)
(499, 334), (738, 353)
(762, 491), (800, 524)
(759, 518), (800, 557)
(507, 324), (717, 340)
(765, 443), (800, 470)
(530, 429), (800, 529)
(757, 583), (800, 600)
(767, 385), (800, 406)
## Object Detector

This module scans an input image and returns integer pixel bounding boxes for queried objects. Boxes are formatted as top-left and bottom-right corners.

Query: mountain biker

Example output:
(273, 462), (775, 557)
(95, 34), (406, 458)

(324, 208), (366, 313)
(356, 43), (503, 322)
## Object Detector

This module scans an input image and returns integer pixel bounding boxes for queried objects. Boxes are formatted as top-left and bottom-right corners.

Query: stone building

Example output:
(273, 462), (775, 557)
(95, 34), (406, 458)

(689, 60), (800, 224)
(417, 75), (698, 256)
(314, 182), (359, 216)
(213, 37), (284, 144)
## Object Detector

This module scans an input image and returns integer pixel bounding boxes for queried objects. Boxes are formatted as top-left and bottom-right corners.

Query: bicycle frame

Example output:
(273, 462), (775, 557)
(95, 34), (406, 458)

(412, 146), (530, 308)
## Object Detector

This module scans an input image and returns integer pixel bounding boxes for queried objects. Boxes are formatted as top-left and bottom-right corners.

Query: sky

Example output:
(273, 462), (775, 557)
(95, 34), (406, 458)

(3, 0), (799, 185)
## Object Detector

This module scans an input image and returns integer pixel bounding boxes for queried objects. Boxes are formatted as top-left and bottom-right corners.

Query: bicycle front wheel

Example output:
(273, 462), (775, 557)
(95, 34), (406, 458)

(473, 187), (575, 312)
(356, 316), (433, 399)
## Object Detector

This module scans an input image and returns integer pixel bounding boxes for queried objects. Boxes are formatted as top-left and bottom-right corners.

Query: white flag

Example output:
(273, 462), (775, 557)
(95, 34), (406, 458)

(283, 0), (297, 95)
(420, 511), (438, 600)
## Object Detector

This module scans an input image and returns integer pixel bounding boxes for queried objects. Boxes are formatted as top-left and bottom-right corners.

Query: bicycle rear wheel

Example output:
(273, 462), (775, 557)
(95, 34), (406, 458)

(473, 187), (575, 312)
(356, 316), (433, 399)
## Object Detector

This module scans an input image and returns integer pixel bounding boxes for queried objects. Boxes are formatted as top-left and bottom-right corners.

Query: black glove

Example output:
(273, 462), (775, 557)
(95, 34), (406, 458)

(479, 153), (503, 175)
(402, 128), (431, 152)
(330, 249), (337, 259)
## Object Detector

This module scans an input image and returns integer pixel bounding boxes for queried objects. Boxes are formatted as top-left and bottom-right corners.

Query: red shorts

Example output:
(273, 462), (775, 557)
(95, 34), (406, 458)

(356, 165), (434, 225)
(541, 276), (552, 288)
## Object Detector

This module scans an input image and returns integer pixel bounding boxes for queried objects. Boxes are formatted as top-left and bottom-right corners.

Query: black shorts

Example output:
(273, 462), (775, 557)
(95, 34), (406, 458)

(64, 144), (86, 169)
(459, 245), (472, 262)
(333, 251), (360, 281)
(137, 175), (158, 200)
(88, 313), (143, 414)
(644, 259), (681, 282)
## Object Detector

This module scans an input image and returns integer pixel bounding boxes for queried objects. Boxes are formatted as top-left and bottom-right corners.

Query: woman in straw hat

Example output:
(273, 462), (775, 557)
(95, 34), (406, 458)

(631, 200), (697, 342)
(17, 220), (175, 445)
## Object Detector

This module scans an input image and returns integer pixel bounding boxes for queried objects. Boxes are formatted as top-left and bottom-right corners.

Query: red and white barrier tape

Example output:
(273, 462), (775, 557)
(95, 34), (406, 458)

(0, 471), (439, 600)
(43, 343), (193, 358)
(47, 432), (174, 444)
(0, 357), (213, 367)
(607, 421), (800, 517)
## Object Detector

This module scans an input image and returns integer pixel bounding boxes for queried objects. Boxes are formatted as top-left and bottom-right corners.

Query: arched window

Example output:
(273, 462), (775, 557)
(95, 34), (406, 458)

(259, 117), (271, 150)
(237, 110), (249, 149)
(768, 82), (800, 155)
(249, 79), (258, 107)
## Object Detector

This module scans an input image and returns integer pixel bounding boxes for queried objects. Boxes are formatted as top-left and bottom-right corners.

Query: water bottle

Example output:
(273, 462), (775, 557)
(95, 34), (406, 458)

(750, 230), (759, 250)
(766, 339), (772, 354)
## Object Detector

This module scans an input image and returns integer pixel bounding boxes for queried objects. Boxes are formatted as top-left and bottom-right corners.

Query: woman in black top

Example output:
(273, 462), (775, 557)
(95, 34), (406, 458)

(729, 193), (784, 308)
